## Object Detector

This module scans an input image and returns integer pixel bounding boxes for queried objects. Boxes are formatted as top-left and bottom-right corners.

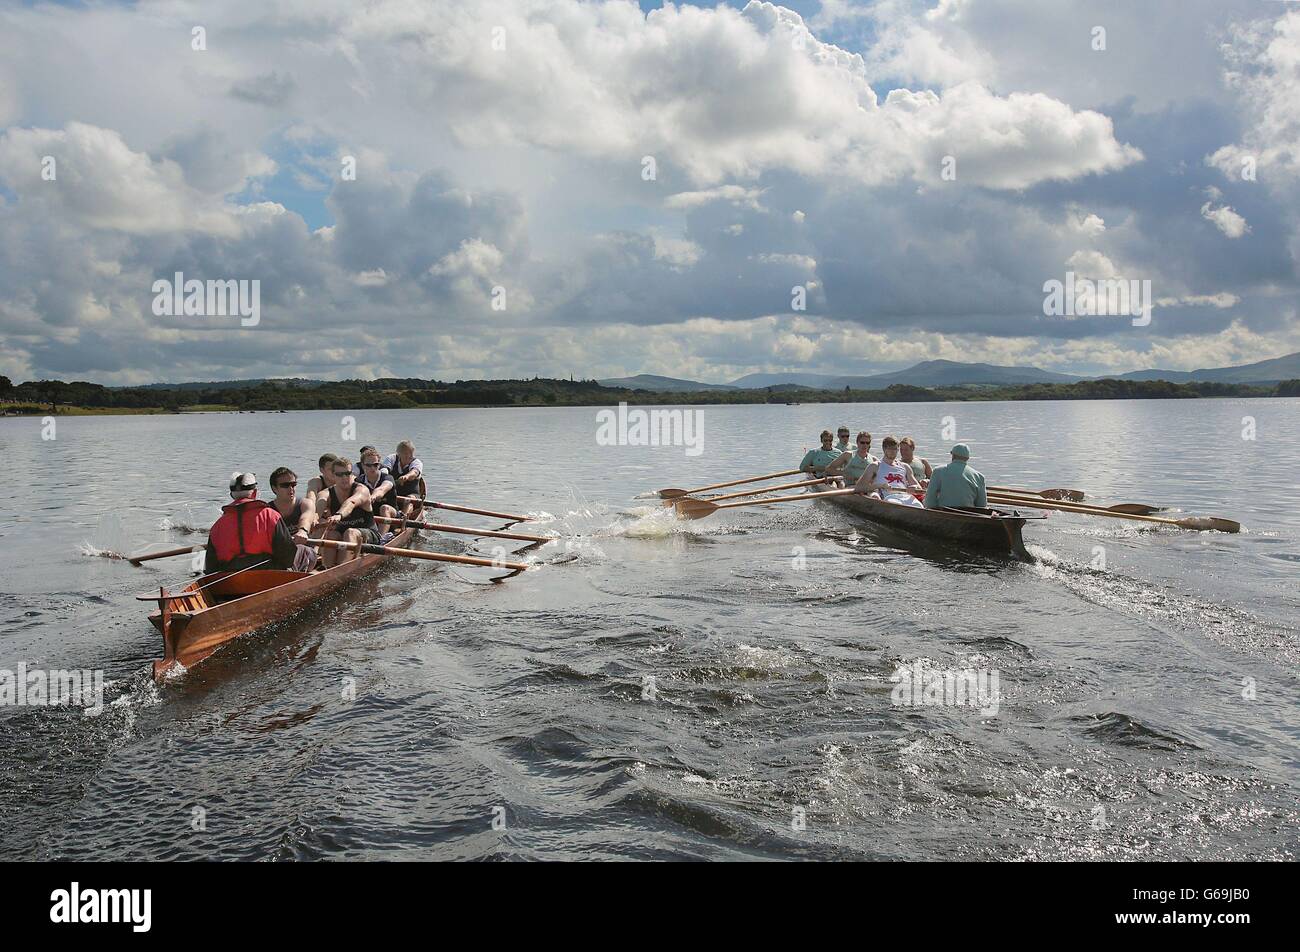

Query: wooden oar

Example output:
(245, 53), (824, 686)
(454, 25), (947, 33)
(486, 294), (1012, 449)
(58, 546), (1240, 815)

(988, 490), (1162, 516)
(302, 537), (529, 571)
(675, 488), (856, 521)
(127, 544), (204, 566)
(985, 494), (1240, 533)
(395, 496), (529, 522)
(655, 469), (801, 499)
(663, 476), (831, 507)
(374, 515), (549, 544)
(988, 485), (1086, 502)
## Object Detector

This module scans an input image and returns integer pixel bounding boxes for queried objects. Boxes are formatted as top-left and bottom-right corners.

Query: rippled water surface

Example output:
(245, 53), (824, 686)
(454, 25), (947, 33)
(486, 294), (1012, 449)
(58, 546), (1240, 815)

(1, 400), (1296, 860)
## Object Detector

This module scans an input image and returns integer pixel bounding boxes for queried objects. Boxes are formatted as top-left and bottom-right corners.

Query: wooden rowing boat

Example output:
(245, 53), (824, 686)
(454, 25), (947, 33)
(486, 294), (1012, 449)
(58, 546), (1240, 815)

(819, 490), (1043, 559)
(146, 491), (425, 681)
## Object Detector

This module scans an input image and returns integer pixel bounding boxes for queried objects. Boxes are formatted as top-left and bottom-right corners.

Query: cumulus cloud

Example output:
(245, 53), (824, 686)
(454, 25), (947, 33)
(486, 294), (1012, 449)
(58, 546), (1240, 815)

(0, 0), (1292, 385)
(1200, 201), (1251, 238)
(0, 122), (248, 236)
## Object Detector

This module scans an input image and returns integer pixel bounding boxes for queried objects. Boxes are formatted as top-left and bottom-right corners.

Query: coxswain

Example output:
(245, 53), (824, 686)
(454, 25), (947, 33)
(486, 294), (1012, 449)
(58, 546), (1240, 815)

(923, 443), (988, 510)
(203, 472), (297, 573)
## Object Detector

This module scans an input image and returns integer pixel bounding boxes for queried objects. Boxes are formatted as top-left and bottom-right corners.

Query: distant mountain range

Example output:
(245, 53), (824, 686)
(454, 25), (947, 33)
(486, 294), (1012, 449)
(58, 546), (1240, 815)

(607, 352), (1300, 391)
(595, 374), (737, 392)
(99, 351), (1300, 394)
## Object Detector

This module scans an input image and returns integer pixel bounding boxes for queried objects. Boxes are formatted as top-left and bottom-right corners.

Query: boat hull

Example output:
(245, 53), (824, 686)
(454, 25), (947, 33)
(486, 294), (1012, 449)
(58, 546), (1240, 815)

(822, 491), (1038, 557)
(149, 525), (418, 681)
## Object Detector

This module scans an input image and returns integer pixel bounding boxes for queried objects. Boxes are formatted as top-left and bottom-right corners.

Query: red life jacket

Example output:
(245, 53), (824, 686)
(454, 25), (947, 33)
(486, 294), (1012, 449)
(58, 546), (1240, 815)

(208, 498), (283, 564)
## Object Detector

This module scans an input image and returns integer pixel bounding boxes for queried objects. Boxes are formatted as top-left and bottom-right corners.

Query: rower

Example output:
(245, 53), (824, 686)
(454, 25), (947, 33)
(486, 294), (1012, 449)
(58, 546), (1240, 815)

(357, 448), (399, 527)
(923, 443), (987, 510)
(306, 453), (340, 520)
(854, 436), (924, 507)
(352, 446), (378, 478)
(268, 466), (319, 572)
(826, 431), (876, 486)
(383, 440), (423, 516)
(834, 427), (852, 455)
(799, 430), (843, 479)
(899, 437), (932, 482)
(203, 472), (297, 574)
(320, 456), (379, 567)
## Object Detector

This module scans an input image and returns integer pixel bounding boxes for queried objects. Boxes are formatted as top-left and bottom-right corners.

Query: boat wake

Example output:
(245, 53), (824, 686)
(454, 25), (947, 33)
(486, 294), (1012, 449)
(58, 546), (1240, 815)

(1025, 546), (1298, 664)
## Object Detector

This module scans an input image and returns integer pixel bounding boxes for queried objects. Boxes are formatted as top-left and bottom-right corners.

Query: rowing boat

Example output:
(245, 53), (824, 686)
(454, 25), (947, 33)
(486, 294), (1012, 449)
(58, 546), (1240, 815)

(146, 491), (425, 681)
(818, 490), (1043, 559)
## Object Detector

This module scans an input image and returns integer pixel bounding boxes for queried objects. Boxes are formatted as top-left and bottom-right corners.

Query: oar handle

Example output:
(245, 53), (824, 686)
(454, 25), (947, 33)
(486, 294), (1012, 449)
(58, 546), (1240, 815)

(128, 544), (204, 566)
(374, 515), (548, 544)
(395, 495), (529, 522)
(302, 537), (529, 571)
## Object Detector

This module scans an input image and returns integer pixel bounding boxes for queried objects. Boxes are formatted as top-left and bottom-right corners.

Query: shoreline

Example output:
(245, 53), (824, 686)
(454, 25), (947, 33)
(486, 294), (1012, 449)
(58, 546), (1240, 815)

(3, 391), (1297, 418)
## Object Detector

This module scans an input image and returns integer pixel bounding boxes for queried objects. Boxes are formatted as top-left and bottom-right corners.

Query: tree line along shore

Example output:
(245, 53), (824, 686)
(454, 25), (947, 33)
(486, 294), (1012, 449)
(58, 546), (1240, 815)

(1, 374), (1298, 416)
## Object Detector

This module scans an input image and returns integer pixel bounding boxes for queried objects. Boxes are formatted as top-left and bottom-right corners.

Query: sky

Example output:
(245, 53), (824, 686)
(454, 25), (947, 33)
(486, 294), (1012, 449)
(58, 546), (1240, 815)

(1, 0), (1299, 386)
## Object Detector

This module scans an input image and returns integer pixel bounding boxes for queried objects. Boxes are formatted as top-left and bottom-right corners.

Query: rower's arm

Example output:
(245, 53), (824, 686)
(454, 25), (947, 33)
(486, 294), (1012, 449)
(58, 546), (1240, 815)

(922, 458), (933, 479)
(295, 499), (317, 534)
(973, 477), (987, 509)
(337, 485), (371, 517)
(904, 467), (922, 490)
(824, 452), (851, 475)
(798, 451), (816, 473)
(854, 464), (877, 493)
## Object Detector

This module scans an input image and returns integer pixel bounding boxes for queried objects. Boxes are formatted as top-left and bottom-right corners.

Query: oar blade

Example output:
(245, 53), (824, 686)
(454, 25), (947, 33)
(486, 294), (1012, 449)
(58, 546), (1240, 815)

(659, 489), (689, 499)
(1177, 516), (1242, 534)
(1040, 488), (1086, 502)
(1107, 503), (1162, 515)
(672, 498), (719, 521)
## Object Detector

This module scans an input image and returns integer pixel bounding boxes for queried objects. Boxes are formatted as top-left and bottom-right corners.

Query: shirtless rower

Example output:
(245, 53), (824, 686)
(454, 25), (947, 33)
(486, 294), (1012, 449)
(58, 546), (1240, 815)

(320, 456), (379, 566)
(826, 431), (875, 487)
(899, 437), (932, 482)
(855, 435), (924, 507)
(268, 466), (319, 571)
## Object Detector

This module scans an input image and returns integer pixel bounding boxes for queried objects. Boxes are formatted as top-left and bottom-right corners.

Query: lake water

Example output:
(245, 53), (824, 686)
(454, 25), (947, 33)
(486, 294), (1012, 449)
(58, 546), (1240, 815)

(0, 399), (1296, 860)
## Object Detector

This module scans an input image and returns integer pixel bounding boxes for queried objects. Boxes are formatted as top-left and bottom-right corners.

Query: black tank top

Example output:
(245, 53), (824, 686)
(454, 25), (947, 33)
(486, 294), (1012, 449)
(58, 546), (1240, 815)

(276, 500), (303, 530)
(328, 483), (375, 530)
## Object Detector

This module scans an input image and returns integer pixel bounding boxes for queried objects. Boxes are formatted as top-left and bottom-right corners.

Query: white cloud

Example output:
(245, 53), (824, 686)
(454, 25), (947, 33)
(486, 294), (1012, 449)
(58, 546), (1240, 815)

(1200, 201), (1251, 238)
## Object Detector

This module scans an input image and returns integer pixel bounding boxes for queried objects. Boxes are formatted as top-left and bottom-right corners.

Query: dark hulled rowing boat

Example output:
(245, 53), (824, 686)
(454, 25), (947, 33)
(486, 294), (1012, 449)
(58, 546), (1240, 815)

(820, 491), (1043, 559)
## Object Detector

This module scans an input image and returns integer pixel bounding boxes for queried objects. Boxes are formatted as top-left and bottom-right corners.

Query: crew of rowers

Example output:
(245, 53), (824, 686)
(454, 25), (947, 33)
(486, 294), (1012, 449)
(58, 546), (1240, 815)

(798, 427), (987, 510)
(203, 440), (425, 574)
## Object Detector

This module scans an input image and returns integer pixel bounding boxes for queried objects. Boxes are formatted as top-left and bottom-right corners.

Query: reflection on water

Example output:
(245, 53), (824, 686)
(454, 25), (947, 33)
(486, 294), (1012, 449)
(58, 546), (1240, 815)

(0, 399), (1296, 860)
